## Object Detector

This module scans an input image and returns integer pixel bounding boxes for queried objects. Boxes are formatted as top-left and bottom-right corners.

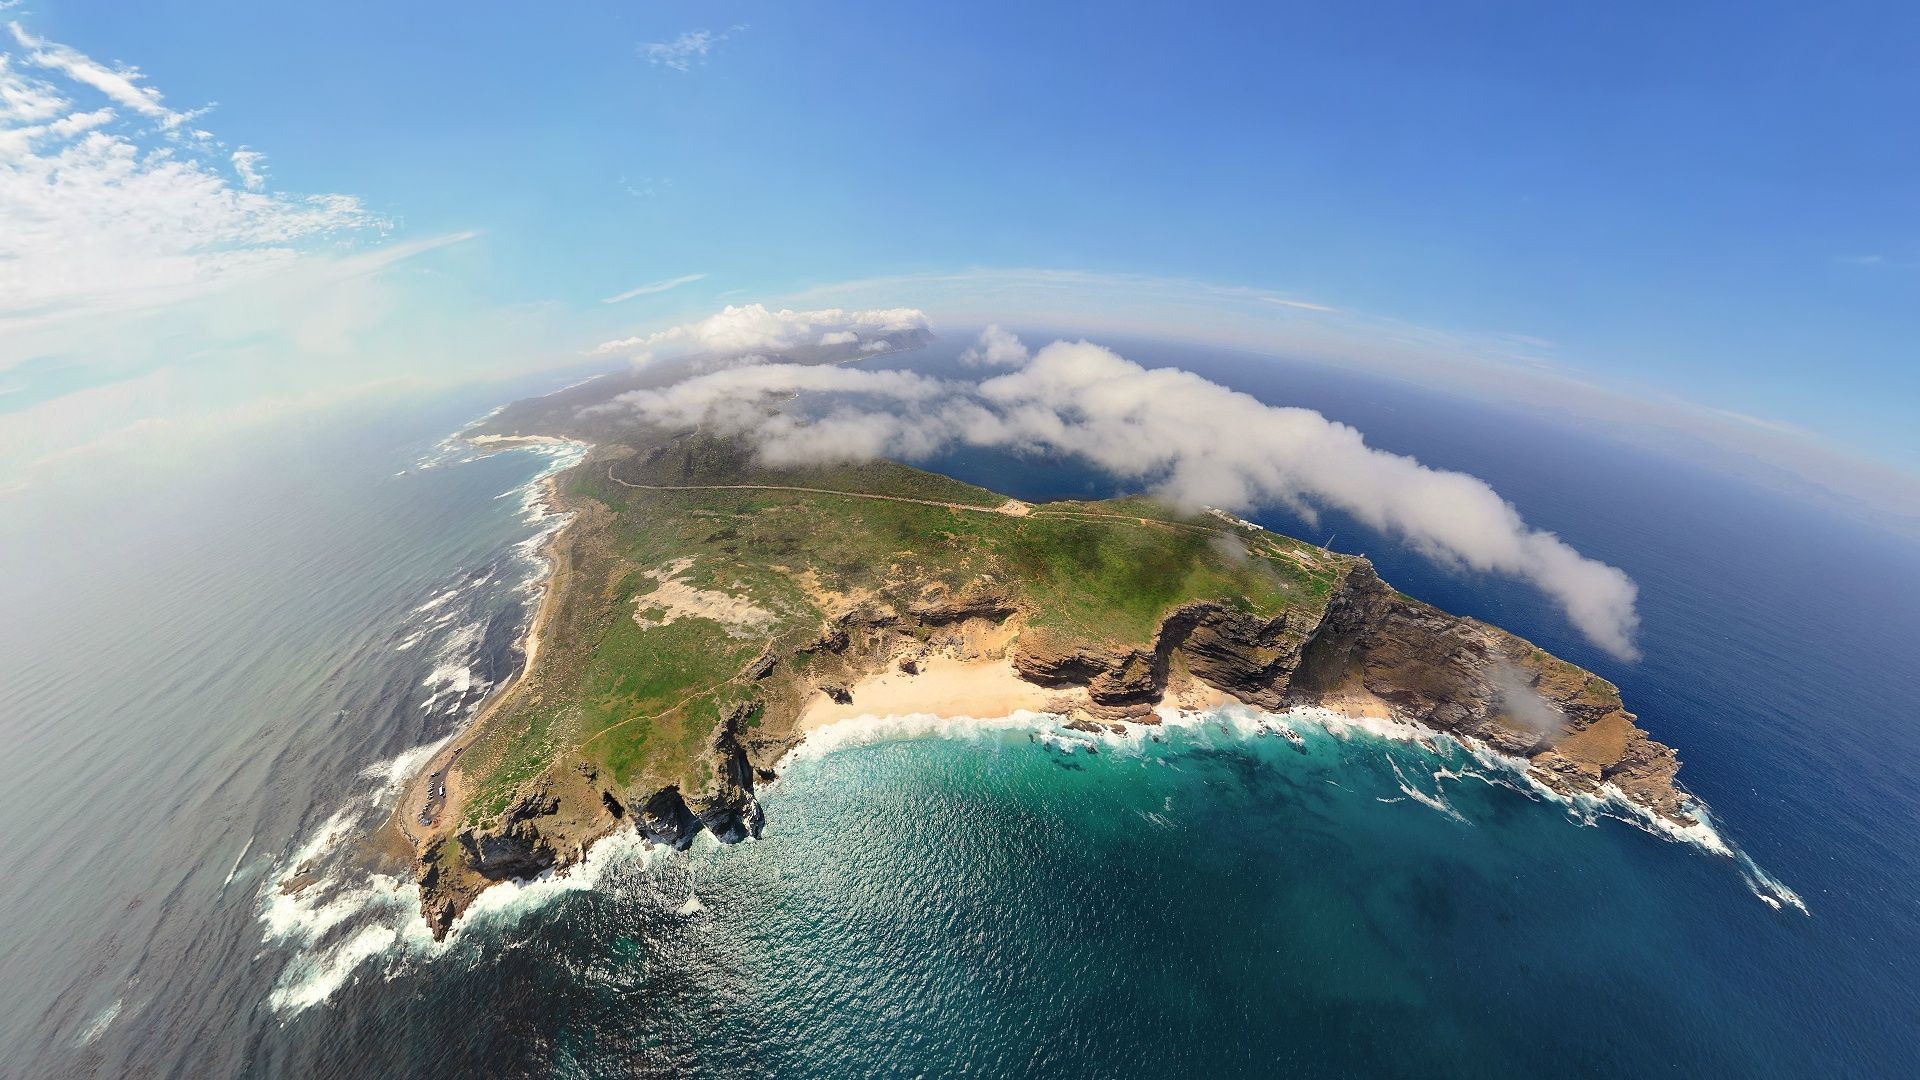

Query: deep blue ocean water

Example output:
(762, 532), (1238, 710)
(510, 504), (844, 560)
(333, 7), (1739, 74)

(1, 339), (1915, 1076)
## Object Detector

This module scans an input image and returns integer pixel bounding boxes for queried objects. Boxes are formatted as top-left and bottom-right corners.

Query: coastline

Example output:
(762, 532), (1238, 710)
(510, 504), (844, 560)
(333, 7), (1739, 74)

(782, 690), (1807, 914)
(794, 650), (1237, 735)
(381, 401), (1785, 938)
(379, 445), (590, 861)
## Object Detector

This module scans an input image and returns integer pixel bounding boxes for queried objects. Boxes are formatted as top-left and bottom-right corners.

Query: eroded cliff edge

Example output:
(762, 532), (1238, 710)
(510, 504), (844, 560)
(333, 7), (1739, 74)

(412, 535), (1690, 938)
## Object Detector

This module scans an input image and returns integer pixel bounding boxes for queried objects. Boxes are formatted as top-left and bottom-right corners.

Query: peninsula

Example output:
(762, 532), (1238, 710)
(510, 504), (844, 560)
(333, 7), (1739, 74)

(390, 361), (1693, 938)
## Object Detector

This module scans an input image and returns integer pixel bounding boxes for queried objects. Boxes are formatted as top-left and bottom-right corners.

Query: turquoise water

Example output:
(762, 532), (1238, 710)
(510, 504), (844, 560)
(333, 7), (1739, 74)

(247, 715), (1848, 1076)
(3, 353), (1917, 1076)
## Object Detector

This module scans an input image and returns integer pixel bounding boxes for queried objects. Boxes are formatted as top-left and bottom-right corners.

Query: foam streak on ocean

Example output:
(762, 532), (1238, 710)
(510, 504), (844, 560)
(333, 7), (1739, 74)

(1, 348), (1916, 1077)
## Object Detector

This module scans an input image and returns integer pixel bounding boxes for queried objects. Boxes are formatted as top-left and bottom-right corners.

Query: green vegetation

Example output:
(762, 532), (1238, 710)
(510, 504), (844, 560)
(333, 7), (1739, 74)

(454, 430), (1347, 826)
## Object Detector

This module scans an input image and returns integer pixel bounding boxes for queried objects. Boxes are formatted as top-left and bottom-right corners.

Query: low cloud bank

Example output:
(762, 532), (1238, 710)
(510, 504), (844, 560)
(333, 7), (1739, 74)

(602, 327), (1642, 659)
(589, 303), (927, 362)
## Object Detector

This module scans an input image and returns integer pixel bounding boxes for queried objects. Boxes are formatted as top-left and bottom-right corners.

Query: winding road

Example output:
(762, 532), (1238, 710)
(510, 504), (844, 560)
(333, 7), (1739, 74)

(604, 465), (1033, 517)
(604, 463), (1333, 571)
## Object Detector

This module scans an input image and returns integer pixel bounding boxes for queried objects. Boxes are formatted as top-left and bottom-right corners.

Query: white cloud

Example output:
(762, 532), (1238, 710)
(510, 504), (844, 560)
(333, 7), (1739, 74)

(230, 148), (265, 191)
(768, 267), (1920, 534)
(589, 303), (927, 361)
(0, 228), (505, 488)
(0, 23), (386, 338)
(7, 22), (173, 121)
(958, 323), (1029, 367)
(604, 327), (1644, 659)
(600, 272), (706, 304)
(641, 26), (743, 72)
(1261, 296), (1336, 312)
(817, 330), (859, 346)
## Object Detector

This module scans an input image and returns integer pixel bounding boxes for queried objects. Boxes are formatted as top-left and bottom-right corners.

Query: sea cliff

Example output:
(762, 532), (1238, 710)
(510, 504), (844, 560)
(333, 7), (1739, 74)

(386, 344), (1697, 938)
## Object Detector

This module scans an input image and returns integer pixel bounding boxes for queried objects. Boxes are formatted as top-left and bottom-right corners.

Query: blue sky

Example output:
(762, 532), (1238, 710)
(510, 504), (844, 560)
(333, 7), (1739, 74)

(1, 1), (1915, 514)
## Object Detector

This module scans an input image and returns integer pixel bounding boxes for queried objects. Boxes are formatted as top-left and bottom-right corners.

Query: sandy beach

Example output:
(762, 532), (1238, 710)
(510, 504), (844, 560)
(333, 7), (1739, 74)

(382, 471), (583, 857)
(796, 642), (1241, 733)
(798, 653), (1083, 731)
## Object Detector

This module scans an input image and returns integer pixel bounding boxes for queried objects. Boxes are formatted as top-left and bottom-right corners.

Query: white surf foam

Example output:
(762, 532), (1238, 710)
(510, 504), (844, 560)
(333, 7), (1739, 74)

(1388, 757), (1469, 823)
(783, 699), (1807, 915)
(267, 922), (403, 1013)
(221, 835), (255, 889)
(74, 997), (122, 1047)
(255, 428), (610, 1015)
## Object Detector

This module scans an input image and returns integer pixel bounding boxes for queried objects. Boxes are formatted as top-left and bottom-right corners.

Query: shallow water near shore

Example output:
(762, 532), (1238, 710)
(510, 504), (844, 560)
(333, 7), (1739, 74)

(3, 345), (1918, 1076)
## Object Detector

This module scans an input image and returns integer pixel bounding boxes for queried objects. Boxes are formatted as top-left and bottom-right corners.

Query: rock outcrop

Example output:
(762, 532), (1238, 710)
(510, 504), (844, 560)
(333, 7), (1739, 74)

(1013, 602), (1311, 711)
(1012, 562), (1691, 826)
(1287, 564), (1688, 823)
(419, 558), (1691, 939)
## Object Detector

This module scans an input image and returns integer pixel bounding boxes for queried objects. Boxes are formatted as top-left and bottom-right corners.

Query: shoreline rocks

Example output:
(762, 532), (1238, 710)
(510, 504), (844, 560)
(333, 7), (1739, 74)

(418, 556), (1692, 940)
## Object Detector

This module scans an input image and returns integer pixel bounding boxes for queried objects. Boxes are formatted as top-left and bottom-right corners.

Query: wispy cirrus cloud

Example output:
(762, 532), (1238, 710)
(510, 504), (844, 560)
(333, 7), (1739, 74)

(601, 272), (707, 304)
(0, 21), (387, 336)
(1261, 296), (1336, 313)
(641, 25), (746, 72)
(8, 22), (187, 126)
(0, 23), (525, 492)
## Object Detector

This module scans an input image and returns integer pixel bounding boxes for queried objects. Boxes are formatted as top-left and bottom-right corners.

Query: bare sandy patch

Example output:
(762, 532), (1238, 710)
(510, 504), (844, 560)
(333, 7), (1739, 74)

(633, 557), (775, 637)
(1309, 684), (1398, 721)
(1163, 677), (1236, 712)
(786, 566), (876, 615)
(800, 653), (1088, 730)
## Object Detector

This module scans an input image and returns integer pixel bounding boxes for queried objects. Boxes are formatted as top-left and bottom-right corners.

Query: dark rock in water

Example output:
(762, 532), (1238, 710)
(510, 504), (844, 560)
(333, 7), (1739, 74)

(692, 792), (764, 844)
(635, 787), (699, 849)
(460, 830), (555, 878)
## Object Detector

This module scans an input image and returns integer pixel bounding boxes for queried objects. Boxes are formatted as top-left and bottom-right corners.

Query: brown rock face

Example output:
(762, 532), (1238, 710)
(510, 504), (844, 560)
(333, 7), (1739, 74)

(418, 761), (628, 938)
(1158, 604), (1305, 711)
(1013, 602), (1309, 710)
(1014, 563), (1692, 828)
(417, 702), (775, 938)
(907, 590), (1019, 625)
(1288, 564), (1690, 824)
(421, 558), (1693, 939)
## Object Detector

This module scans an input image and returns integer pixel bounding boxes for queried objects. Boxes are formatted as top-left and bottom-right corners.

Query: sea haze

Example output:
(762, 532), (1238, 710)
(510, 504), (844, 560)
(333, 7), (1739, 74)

(1, 338), (1915, 1076)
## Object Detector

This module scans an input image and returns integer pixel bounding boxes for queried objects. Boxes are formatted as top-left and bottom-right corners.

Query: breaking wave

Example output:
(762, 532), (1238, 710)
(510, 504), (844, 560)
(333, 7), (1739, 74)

(255, 425), (598, 1015)
(782, 701), (1807, 915)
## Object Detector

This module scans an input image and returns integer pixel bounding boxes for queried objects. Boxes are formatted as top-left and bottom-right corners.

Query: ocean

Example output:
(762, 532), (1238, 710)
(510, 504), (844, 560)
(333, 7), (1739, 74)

(1, 341), (1916, 1077)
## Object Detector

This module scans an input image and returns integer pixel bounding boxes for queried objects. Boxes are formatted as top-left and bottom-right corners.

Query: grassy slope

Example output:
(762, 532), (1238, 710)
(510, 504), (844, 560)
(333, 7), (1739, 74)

(456, 432), (1343, 824)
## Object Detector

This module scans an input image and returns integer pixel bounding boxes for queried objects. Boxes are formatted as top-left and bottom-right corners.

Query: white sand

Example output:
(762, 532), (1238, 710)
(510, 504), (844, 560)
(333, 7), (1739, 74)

(799, 654), (1088, 730)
